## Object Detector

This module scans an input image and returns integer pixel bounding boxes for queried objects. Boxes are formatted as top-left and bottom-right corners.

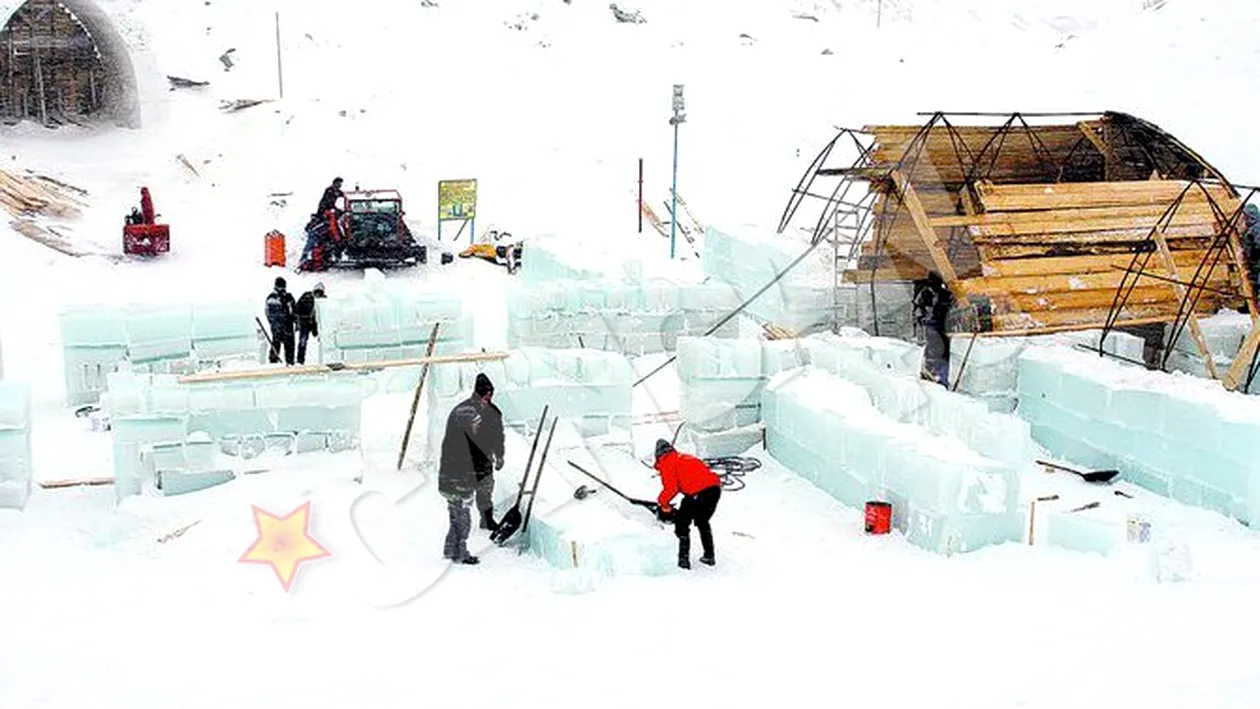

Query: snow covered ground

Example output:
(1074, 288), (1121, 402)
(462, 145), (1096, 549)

(4, 0), (1260, 707)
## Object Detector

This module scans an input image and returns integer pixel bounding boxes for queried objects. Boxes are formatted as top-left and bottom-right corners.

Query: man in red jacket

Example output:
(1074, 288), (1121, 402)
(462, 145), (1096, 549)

(654, 439), (722, 569)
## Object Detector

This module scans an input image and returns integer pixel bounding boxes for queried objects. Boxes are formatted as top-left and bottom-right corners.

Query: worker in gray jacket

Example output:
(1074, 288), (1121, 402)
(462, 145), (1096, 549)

(437, 373), (499, 565)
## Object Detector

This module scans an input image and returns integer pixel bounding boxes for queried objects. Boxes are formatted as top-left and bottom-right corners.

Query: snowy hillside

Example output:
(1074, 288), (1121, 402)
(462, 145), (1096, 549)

(4, 1), (1260, 707)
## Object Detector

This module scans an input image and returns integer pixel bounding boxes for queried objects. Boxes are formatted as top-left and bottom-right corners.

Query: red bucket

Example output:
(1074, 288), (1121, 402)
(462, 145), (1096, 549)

(865, 501), (892, 535)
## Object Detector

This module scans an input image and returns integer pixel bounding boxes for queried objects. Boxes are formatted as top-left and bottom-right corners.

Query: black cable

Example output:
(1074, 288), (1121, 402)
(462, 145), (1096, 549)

(702, 456), (761, 492)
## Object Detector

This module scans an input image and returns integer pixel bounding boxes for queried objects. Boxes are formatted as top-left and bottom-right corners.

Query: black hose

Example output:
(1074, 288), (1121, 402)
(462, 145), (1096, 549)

(702, 456), (761, 492)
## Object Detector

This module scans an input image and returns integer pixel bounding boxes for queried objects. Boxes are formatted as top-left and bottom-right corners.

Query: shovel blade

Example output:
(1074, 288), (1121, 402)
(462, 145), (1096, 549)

(1081, 469), (1121, 483)
(491, 507), (523, 545)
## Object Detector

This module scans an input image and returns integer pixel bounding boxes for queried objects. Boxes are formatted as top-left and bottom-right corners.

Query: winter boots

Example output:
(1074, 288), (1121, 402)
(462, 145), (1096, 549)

(479, 509), (499, 532)
(678, 530), (716, 569)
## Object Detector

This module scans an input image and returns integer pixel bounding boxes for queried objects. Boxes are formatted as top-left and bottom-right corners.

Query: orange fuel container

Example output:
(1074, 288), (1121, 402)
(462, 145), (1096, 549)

(264, 230), (286, 267)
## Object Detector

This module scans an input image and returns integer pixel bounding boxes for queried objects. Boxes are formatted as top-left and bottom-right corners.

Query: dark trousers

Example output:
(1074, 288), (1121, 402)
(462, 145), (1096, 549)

(297, 327), (315, 365)
(268, 327), (295, 365)
(675, 485), (721, 561)
(443, 492), (473, 560)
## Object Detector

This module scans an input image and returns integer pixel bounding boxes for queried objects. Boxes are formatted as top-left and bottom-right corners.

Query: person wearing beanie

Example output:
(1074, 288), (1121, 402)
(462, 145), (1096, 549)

(653, 439), (723, 569)
(264, 276), (297, 366)
(294, 282), (326, 365)
(437, 372), (504, 564)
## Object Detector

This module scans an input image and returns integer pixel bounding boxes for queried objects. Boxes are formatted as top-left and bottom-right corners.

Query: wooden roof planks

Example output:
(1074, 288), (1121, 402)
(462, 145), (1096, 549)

(841, 112), (1252, 337)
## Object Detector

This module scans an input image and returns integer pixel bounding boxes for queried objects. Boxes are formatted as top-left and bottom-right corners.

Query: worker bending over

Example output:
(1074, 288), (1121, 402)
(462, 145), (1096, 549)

(653, 439), (722, 569)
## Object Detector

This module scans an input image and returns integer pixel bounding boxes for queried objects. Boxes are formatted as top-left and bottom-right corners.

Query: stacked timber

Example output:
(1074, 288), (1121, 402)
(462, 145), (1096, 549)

(0, 169), (87, 219)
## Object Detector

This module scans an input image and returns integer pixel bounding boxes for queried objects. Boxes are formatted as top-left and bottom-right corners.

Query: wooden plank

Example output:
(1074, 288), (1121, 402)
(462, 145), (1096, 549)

(1223, 325), (1260, 391)
(1077, 121), (1119, 179)
(987, 303), (1217, 334)
(930, 201), (1224, 229)
(975, 180), (1237, 211)
(890, 169), (967, 303)
(978, 250), (1223, 278)
(968, 225), (1220, 246)
(959, 268), (1233, 298)
(178, 351), (510, 384)
(978, 239), (1217, 260)
(1149, 226), (1220, 378)
(997, 285), (1189, 313)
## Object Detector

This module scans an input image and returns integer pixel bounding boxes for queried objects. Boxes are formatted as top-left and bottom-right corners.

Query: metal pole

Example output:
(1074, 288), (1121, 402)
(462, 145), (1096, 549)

(670, 121), (679, 259)
(638, 158), (644, 234)
(275, 12), (284, 99)
(877, 0), (882, 28)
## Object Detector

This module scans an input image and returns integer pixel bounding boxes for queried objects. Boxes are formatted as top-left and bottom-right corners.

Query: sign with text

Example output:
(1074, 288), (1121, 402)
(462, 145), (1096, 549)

(438, 179), (477, 221)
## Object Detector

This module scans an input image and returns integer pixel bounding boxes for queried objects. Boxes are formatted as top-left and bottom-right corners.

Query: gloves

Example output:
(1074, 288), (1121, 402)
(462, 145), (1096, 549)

(494, 455), (504, 471)
(656, 506), (675, 523)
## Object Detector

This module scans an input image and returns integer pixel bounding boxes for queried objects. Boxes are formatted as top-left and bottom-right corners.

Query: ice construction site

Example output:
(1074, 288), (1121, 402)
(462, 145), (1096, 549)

(8, 187), (1260, 581)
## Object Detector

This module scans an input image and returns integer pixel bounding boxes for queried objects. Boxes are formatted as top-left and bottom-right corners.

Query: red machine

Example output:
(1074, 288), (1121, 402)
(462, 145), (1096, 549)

(123, 187), (170, 256)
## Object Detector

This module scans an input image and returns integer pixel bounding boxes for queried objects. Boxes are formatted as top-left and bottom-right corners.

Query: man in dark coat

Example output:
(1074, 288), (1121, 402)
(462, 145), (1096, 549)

(913, 272), (953, 386)
(305, 177), (345, 232)
(438, 373), (500, 565)
(294, 282), (326, 365)
(264, 276), (297, 366)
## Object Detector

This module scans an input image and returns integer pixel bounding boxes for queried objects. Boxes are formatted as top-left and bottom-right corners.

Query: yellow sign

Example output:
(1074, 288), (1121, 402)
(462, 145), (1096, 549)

(438, 179), (477, 221)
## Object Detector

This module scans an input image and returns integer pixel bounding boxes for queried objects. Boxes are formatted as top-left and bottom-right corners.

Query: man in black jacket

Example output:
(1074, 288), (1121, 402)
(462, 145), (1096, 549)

(913, 272), (953, 385)
(438, 373), (500, 565)
(265, 276), (297, 366)
(305, 177), (345, 233)
(294, 282), (326, 365)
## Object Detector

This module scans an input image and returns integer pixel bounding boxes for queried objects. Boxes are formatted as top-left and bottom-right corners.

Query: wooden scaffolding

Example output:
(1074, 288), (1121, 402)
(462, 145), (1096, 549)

(1, 0), (108, 126)
(778, 111), (1260, 392)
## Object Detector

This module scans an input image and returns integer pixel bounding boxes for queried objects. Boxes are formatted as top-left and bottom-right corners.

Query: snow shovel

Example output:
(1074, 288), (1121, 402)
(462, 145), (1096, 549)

(490, 405), (550, 546)
(567, 461), (660, 515)
(1037, 459), (1120, 484)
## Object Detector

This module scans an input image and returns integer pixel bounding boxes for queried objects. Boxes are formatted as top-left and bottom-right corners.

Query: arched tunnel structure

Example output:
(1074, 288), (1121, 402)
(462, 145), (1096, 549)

(0, 0), (140, 128)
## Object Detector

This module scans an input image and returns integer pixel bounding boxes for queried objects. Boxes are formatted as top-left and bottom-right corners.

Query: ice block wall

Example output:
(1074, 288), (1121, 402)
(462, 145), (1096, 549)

(505, 278), (741, 355)
(1163, 312), (1258, 393)
(105, 369), (366, 502)
(703, 225), (842, 334)
(762, 366), (1025, 555)
(519, 235), (638, 285)
(61, 300), (259, 407)
(949, 329), (1149, 413)
(315, 281), (472, 365)
(424, 348), (634, 461)
(0, 381), (33, 509)
(1017, 346), (1260, 525)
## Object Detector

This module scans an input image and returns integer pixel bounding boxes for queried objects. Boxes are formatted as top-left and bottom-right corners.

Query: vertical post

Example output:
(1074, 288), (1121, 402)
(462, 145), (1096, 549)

(670, 123), (679, 260)
(638, 158), (644, 234)
(877, 0), (882, 28)
(669, 84), (685, 260)
(274, 12), (284, 99)
(30, 22), (46, 126)
(470, 217), (475, 244)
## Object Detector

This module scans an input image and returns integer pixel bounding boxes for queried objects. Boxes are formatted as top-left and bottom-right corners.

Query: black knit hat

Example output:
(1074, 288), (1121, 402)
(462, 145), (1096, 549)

(474, 373), (495, 397)
(654, 438), (674, 461)
(274, 276), (286, 289)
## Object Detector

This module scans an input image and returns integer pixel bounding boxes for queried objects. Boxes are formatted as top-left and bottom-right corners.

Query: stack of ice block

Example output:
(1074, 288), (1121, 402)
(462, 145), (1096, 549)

(60, 301), (259, 406)
(519, 236), (634, 285)
(1016, 346), (1260, 524)
(762, 366), (1025, 555)
(948, 329), (1149, 413)
(424, 348), (633, 460)
(505, 278), (741, 355)
(0, 381), (33, 509)
(854, 282), (916, 341)
(105, 369), (366, 501)
(674, 336), (808, 456)
(315, 284), (472, 368)
(803, 330), (924, 379)
(703, 225), (841, 334)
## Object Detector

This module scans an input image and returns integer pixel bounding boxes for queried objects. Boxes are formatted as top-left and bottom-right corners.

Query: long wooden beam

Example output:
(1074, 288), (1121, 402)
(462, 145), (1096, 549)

(1150, 225), (1220, 379)
(889, 169), (968, 305)
(178, 352), (510, 384)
